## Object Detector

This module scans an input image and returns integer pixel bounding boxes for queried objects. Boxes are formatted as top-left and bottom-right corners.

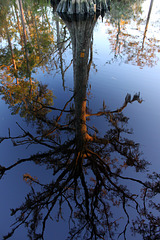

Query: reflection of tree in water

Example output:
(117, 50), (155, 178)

(0, 77), (54, 121)
(0, 0), (71, 86)
(1, 12), (160, 240)
(106, 0), (160, 68)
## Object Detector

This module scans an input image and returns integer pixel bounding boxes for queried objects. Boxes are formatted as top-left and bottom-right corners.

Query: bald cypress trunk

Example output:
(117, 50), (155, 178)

(60, 14), (98, 151)
(57, 0), (107, 14)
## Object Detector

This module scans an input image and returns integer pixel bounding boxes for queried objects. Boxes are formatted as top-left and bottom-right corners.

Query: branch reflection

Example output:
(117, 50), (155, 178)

(0, 6), (160, 240)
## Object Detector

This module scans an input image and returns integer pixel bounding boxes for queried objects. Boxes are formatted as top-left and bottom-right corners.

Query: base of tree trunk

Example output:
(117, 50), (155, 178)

(57, 0), (107, 15)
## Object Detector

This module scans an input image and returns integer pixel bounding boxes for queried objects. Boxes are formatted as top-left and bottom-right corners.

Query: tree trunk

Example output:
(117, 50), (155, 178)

(142, 0), (154, 50)
(57, 0), (107, 14)
(56, 20), (65, 90)
(60, 14), (98, 150)
(18, 0), (30, 78)
(5, 26), (19, 84)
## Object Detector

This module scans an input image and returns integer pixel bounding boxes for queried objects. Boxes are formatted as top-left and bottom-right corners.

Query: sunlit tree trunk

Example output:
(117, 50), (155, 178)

(142, 0), (154, 50)
(18, 0), (30, 78)
(115, 19), (121, 57)
(13, 1), (23, 46)
(5, 26), (19, 84)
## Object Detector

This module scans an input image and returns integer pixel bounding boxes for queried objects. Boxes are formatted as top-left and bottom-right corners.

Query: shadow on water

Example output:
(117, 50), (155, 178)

(0, 0), (160, 240)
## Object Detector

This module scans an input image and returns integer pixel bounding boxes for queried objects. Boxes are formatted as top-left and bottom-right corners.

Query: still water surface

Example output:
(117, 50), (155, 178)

(0, 0), (160, 239)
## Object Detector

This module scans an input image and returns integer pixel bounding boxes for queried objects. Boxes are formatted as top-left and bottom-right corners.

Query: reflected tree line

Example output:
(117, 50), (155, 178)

(0, 0), (160, 239)
(105, 0), (159, 67)
(0, 0), (159, 79)
(0, 0), (71, 89)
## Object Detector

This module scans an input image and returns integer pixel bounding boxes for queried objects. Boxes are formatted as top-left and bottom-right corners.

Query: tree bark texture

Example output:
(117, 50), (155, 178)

(57, 0), (107, 14)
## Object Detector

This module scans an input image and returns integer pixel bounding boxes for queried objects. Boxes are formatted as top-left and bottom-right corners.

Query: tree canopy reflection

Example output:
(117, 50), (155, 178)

(0, 11), (160, 240)
(105, 0), (160, 68)
(0, 0), (71, 86)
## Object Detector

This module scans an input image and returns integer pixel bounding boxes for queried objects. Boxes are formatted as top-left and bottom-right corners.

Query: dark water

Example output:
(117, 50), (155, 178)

(0, 0), (160, 239)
